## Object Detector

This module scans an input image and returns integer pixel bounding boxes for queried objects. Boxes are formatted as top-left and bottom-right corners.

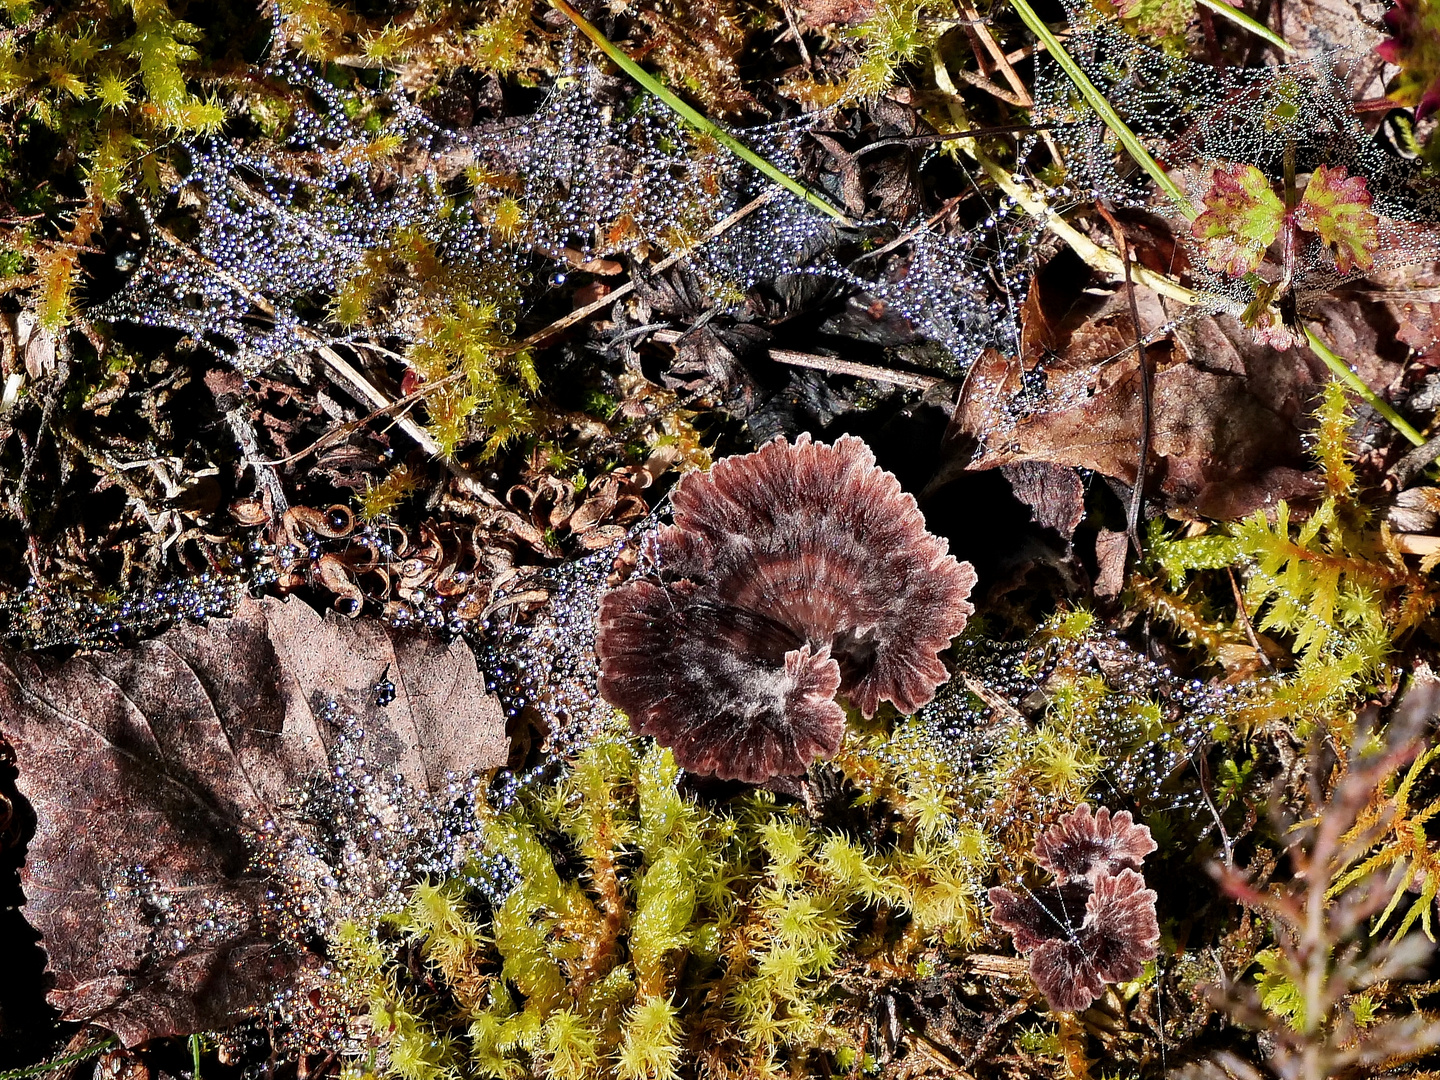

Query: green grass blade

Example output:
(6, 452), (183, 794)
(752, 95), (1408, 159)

(1008, 0), (1195, 217)
(549, 0), (854, 225)
(1196, 0), (1294, 53)
(1304, 325), (1427, 446)
(0, 1038), (119, 1080)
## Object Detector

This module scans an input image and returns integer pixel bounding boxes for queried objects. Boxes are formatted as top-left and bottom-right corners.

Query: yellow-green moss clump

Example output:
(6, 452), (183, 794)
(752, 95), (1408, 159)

(333, 739), (990, 1080)
(1140, 382), (1438, 728)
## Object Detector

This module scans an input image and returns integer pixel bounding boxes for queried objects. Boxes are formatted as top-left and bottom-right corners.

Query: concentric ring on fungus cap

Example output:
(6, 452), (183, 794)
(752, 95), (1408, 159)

(596, 433), (978, 784)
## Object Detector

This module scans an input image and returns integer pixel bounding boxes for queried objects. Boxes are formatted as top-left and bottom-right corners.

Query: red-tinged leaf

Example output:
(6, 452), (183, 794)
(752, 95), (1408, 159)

(1112, 0), (1192, 38)
(1239, 281), (1306, 351)
(1295, 164), (1381, 274)
(0, 596), (508, 1047)
(1191, 163), (1285, 277)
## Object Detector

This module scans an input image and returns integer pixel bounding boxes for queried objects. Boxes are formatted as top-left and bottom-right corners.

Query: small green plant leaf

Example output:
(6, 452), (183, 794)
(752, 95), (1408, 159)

(1254, 948), (1307, 1029)
(1350, 992), (1381, 1027)
(1190, 163), (1285, 276)
(1295, 164), (1380, 274)
(1112, 0), (1193, 39)
(1216, 758), (1253, 807)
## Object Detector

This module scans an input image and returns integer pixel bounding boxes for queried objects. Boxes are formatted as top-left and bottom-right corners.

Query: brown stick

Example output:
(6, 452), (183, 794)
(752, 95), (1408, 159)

(853, 122), (1056, 160)
(848, 194), (965, 266)
(1227, 565), (1274, 670)
(652, 330), (951, 392)
(1095, 201), (1152, 555)
(146, 222), (447, 460)
(767, 348), (948, 392)
(959, 2), (1034, 105)
(950, 67), (1031, 107)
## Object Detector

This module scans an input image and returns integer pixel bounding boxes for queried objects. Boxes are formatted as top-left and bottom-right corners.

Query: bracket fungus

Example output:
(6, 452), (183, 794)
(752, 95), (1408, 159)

(989, 805), (1161, 1013)
(596, 433), (977, 783)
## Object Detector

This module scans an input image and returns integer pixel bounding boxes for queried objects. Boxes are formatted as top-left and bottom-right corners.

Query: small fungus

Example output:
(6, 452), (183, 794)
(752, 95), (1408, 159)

(989, 804), (1160, 1013)
(1034, 803), (1158, 884)
(596, 433), (977, 783)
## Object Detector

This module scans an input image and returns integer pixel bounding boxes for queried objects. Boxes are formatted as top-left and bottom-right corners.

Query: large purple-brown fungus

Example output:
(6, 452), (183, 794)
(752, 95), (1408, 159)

(596, 433), (977, 783)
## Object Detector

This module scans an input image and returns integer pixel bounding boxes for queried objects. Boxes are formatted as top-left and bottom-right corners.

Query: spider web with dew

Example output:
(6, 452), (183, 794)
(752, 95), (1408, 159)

(91, 56), (524, 375)
(904, 631), (1248, 829)
(1030, 3), (1440, 315)
(241, 697), (518, 1057)
(90, 46), (1042, 380)
(475, 532), (638, 804)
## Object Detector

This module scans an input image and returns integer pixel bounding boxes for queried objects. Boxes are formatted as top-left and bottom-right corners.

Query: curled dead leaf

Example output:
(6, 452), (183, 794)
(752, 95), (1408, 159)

(229, 499), (269, 527)
(315, 553), (365, 615)
(281, 505), (356, 547)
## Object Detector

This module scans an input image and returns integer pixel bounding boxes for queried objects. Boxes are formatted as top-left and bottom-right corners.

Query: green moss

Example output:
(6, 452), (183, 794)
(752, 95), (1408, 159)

(1140, 382), (1438, 727)
(332, 737), (995, 1078)
(842, 0), (955, 100)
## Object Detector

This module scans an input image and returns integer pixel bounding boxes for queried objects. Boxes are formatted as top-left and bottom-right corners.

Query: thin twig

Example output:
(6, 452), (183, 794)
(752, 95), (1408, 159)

(949, 67), (1032, 106)
(1227, 565), (1274, 670)
(848, 194), (965, 265)
(1193, 751), (1236, 867)
(852, 122), (1058, 160)
(220, 398), (290, 513)
(960, 2), (1034, 104)
(652, 331), (950, 391)
(767, 348), (948, 392)
(777, 0), (812, 66)
(253, 369), (451, 467)
(961, 673), (1028, 724)
(310, 341), (448, 458)
(146, 222), (447, 459)
(1094, 201), (1151, 554)
(1394, 534), (1440, 556)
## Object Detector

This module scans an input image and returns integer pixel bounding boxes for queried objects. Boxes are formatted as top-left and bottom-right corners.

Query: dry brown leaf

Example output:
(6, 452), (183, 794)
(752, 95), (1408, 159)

(0, 596), (507, 1047)
(1000, 461), (1087, 539)
(1094, 528), (1131, 599)
(947, 307), (1320, 519)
